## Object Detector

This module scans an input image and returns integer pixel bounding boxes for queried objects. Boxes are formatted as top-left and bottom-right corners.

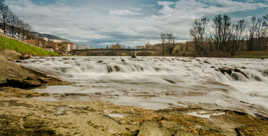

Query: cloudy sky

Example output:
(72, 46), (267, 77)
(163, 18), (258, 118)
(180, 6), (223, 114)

(6, 0), (268, 47)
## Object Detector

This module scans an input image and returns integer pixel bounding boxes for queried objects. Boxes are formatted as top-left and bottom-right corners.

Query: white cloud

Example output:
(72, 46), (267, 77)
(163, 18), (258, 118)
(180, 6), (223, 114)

(6, 0), (268, 47)
(109, 9), (139, 16)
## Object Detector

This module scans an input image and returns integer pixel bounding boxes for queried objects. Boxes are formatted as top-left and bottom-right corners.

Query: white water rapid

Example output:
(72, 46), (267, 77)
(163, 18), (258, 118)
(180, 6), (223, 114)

(20, 56), (268, 116)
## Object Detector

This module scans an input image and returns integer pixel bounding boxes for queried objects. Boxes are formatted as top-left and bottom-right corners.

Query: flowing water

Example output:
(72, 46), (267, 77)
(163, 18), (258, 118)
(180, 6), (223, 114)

(20, 56), (268, 116)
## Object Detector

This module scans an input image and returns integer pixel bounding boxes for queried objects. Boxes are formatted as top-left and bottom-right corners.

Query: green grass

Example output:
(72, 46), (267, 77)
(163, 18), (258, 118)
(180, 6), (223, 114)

(234, 51), (268, 58)
(0, 35), (58, 56)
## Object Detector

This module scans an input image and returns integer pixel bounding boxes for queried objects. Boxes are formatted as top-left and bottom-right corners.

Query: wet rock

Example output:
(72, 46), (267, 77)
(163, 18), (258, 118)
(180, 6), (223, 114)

(107, 65), (113, 73)
(255, 114), (268, 121)
(253, 75), (262, 81)
(164, 79), (176, 84)
(97, 60), (103, 63)
(4, 79), (41, 89)
(15, 60), (22, 63)
(263, 70), (268, 76)
(231, 72), (246, 81)
(175, 130), (196, 136)
(233, 68), (248, 78)
(203, 60), (210, 64)
(218, 67), (248, 80)
(114, 65), (121, 72)
(20, 54), (31, 60)
(131, 54), (137, 58)
(38, 77), (50, 83)
(138, 121), (172, 136)
(154, 67), (161, 71)
(219, 67), (232, 76)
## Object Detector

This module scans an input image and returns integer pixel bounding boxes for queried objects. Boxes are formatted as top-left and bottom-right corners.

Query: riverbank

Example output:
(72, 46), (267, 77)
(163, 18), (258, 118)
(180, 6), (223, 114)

(234, 51), (268, 58)
(0, 35), (58, 56)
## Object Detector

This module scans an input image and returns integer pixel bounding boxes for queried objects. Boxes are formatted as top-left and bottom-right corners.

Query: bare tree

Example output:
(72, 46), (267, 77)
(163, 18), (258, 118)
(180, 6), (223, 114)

(247, 16), (268, 50)
(0, 4), (8, 34)
(190, 16), (209, 56)
(166, 33), (175, 55)
(212, 14), (233, 53)
(230, 19), (246, 55)
(161, 33), (167, 56)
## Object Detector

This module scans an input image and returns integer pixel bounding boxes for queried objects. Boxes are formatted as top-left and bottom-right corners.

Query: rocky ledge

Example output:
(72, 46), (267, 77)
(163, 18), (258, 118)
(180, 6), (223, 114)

(0, 95), (267, 136)
(0, 51), (68, 89)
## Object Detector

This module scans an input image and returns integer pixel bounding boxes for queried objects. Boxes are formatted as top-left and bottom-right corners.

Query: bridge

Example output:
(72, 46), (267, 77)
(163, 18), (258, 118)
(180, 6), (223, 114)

(71, 49), (158, 56)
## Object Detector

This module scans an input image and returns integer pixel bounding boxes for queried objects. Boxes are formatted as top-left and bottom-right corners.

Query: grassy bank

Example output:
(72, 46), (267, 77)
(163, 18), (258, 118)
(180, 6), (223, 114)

(0, 35), (58, 56)
(234, 51), (268, 58)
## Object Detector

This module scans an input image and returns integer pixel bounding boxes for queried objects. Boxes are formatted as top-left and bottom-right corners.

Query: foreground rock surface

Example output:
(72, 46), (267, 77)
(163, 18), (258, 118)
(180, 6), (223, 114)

(0, 88), (267, 136)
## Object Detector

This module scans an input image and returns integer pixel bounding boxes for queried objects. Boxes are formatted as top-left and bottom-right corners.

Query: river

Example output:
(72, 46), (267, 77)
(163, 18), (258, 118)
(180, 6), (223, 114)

(20, 56), (268, 116)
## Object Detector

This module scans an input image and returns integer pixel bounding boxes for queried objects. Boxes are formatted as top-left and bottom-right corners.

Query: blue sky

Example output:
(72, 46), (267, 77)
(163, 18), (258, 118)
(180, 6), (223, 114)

(6, 0), (268, 47)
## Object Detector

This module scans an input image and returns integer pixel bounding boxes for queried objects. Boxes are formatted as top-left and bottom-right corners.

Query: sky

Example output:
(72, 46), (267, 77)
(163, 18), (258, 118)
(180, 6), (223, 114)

(6, 0), (268, 47)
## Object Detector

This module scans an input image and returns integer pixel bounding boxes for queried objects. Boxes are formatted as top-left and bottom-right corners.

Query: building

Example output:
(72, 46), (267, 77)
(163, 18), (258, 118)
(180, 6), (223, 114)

(145, 43), (153, 49)
(66, 42), (76, 52)
(0, 29), (4, 34)
(136, 46), (145, 49)
(50, 39), (65, 43)
(111, 43), (122, 49)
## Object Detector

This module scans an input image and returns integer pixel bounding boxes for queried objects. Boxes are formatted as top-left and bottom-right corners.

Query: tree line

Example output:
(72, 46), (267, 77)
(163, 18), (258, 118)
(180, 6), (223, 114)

(0, 0), (31, 40)
(190, 14), (268, 56)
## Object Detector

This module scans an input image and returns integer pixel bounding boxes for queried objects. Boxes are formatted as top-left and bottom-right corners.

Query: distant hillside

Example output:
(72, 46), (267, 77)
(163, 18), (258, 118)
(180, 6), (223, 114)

(0, 35), (58, 56)
(32, 32), (66, 41)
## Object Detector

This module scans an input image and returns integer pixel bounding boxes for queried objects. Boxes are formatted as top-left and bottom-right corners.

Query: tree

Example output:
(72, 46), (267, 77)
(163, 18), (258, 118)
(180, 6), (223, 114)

(212, 14), (233, 53)
(166, 33), (175, 55)
(160, 33), (176, 56)
(0, 0), (31, 39)
(231, 19), (246, 55)
(247, 16), (268, 50)
(161, 33), (167, 56)
(190, 16), (209, 56)
(0, 4), (8, 34)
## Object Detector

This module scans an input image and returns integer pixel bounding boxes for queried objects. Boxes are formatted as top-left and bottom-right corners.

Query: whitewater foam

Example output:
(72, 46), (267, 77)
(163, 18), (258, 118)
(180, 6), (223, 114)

(20, 56), (268, 115)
